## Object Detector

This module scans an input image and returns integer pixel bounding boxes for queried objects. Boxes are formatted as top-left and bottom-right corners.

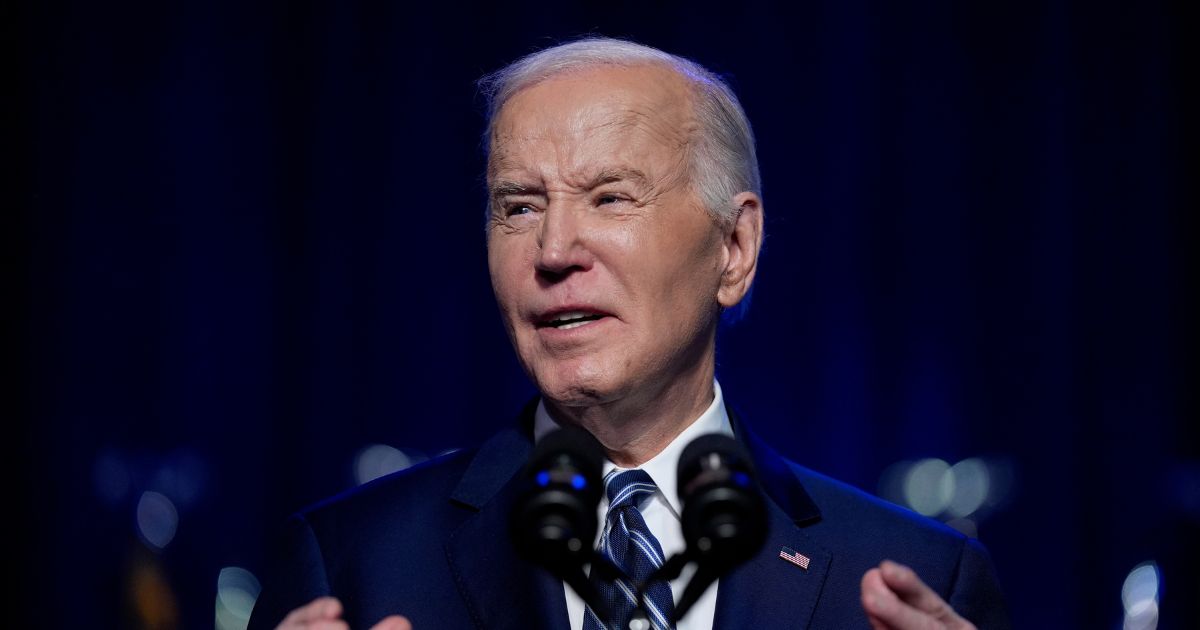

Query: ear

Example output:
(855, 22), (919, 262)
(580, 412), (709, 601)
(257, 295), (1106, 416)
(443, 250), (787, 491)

(717, 192), (764, 309)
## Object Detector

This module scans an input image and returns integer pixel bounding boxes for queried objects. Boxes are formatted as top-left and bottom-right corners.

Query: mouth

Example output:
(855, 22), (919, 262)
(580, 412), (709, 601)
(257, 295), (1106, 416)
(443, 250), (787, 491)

(534, 309), (612, 330)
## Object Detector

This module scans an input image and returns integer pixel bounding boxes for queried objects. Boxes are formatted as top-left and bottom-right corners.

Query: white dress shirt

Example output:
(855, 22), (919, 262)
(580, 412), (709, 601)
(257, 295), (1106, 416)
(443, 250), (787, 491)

(533, 381), (733, 630)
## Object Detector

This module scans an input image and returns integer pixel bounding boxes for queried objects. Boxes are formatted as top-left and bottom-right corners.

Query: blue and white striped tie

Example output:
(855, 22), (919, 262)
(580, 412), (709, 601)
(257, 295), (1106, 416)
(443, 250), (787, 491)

(583, 469), (676, 630)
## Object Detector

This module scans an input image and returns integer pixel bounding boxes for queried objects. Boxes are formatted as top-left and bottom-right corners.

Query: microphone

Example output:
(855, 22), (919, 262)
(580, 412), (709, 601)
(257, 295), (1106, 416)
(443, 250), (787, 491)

(509, 425), (614, 621)
(670, 433), (767, 621)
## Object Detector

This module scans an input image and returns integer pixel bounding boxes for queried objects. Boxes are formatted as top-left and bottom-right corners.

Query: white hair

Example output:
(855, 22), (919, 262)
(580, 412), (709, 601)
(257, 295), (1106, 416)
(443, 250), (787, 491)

(478, 37), (762, 227)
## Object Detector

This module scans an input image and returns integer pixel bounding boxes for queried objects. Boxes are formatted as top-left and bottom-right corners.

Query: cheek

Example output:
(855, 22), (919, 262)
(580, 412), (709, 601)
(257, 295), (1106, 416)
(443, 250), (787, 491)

(488, 237), (527, 286)
(487, 251), (523, 321)
(594, 220), (639, 251)
(647, 225), (723, 301)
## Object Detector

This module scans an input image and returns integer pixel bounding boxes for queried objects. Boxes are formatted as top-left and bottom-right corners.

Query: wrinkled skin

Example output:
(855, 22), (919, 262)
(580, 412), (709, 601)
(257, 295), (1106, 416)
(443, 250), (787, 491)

(486, 64), (762, 466)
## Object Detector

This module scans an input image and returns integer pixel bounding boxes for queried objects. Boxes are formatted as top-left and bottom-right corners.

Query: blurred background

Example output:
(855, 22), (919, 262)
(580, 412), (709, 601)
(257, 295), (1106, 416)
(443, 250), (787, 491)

(13, 1), (1196, 628)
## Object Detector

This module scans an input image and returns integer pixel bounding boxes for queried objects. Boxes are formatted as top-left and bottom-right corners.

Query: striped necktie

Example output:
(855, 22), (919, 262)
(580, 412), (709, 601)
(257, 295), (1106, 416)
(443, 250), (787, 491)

(583, 469), (676, 630)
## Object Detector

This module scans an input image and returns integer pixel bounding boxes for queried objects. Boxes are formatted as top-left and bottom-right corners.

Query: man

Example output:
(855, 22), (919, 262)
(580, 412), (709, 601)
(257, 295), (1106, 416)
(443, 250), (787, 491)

(249, 38), (1009, 630)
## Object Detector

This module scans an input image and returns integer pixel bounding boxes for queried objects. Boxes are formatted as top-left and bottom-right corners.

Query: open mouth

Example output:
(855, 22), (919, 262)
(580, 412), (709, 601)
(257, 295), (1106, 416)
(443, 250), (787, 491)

(536, 310), (609, 330)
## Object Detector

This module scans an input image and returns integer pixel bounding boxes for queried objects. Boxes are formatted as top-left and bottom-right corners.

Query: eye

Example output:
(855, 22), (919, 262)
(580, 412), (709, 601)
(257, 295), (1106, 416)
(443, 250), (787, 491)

(596, 194), (624, 206)
(505, 204), (534, 217)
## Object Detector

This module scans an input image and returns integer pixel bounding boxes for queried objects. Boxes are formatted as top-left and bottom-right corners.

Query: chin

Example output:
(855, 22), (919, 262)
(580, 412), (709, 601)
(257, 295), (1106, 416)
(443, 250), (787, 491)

(534, 377), (609, 407)
(529, 360), (622, 408)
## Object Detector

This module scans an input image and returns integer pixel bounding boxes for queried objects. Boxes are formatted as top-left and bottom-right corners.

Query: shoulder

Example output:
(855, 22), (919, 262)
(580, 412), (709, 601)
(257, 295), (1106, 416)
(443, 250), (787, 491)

(733, 406), (970, 562)
(782, 459), (993, 601)
(299, 408), (538, 530)
(788, 460), (973, 569)
(296, 448), (479, 548)
(789, 461), (968, 551)
(248, 449), (485, 630)
(731, 405), (973, 570)
(791, 462), (1009, 628)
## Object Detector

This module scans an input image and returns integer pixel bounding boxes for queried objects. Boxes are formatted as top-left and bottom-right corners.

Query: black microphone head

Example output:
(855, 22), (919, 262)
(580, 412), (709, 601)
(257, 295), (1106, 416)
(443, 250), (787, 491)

(676, 433), (767, 571)
(528, 424), (606, 482)
(510, 425), (605, 576)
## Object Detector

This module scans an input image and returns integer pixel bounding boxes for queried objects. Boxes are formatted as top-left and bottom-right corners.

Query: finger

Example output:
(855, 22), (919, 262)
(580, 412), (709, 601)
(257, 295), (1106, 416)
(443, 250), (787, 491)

(879, 560), (963, 623)
(860, 567), (888, 601)
(370, 615), (413, 630)
(301, 622), (349, 630)
(864, 568), (902, 628)
(277, 619), (348, 630)
(866, 615), (889, 630)
(281, 597), (343, 625)
(860, 567), (941, 630)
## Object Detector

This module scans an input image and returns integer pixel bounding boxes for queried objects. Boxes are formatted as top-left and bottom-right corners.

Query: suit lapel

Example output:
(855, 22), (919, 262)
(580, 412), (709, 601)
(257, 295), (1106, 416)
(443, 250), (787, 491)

(443, 410), (571, 630)
(714, 407), (832, 630)
(713, 502), (832, 629)
(441, 400), (832, 630)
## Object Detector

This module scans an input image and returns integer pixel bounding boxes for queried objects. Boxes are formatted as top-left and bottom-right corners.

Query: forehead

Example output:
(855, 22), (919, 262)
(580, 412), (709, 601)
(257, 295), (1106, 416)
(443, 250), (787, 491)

(488, 65), (696, 181)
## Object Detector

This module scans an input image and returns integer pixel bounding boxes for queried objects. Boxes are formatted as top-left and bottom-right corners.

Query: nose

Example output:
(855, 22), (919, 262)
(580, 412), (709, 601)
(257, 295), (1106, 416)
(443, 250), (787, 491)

(535, 205), (594, 278)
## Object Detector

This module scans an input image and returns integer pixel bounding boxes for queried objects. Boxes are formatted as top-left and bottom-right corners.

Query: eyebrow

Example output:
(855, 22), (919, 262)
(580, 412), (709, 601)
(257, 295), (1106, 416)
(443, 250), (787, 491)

(584, 167), (650, 191)
(489, 168), (651, 200)
(490, 180), (542, 199)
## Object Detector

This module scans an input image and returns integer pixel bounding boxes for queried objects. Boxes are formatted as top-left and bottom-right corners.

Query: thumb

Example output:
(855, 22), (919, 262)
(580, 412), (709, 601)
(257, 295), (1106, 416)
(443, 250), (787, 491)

(369, 615), (412, 630)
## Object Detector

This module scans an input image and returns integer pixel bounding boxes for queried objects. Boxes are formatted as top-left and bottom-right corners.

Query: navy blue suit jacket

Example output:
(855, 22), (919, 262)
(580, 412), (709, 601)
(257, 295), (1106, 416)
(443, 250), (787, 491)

(249, 404), (1009, 629)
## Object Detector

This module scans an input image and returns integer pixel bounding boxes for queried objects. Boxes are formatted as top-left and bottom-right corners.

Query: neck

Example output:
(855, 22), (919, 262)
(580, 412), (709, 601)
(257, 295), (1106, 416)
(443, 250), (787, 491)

(544, 344), (716, 468)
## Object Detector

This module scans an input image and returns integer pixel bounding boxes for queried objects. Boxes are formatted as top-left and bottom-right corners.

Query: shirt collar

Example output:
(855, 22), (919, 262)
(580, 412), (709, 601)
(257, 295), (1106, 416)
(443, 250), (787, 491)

(532, 380), (733, 516)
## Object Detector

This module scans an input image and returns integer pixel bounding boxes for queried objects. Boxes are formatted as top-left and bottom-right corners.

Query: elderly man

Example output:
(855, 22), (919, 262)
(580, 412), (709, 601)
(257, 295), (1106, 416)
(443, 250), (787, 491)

(249, 38), (1009, 630)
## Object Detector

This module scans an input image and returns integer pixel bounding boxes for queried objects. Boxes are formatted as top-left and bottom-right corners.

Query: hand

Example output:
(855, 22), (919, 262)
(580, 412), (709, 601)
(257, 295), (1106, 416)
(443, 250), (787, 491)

(861, 560), (975, 630)
(275, 596), (412, 630)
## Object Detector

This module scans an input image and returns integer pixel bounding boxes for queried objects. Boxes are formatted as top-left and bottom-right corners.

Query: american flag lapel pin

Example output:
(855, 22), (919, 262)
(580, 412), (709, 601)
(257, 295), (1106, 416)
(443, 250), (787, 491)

(779, 546), (811, 570)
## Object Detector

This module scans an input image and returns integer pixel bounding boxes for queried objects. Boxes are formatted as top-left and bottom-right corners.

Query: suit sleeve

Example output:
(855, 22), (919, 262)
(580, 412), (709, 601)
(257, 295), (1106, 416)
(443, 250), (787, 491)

(948, 538), (1011, 630)
(247, 515), (334, 630)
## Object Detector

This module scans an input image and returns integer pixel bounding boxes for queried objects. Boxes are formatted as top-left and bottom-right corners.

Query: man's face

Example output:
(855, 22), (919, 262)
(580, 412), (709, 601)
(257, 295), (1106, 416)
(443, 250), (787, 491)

(486, 65), (730, 408)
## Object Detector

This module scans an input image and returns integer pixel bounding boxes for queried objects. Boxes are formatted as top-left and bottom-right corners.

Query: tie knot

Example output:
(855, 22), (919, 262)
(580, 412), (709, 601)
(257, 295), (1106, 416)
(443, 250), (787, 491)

(604, 469), (658, 511)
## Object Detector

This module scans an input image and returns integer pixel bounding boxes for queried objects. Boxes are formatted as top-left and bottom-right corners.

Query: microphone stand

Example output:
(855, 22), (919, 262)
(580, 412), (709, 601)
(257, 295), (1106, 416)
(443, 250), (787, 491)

(559, 551), (624, 627)
(624, 551), (717, 628)
(583, 552), (692, 630)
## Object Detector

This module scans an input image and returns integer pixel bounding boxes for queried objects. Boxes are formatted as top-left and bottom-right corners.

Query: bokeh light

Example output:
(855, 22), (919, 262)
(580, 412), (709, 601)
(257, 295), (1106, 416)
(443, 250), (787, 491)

(946, 458), (990, 518)
(129, 550), (180, 628)
(135, 491), (179, 550)
(354, 444), (426, 485)
(878, 456), (1015, 528)
(1121, 561), (1160, 630)
(903, 458), (955, 516)
(215, 566), (261, 630)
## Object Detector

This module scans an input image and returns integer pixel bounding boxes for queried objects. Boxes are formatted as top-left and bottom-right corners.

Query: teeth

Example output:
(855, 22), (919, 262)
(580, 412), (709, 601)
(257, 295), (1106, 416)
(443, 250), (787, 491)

(542, 310), (604, 329)
(550, 311), (593, 323)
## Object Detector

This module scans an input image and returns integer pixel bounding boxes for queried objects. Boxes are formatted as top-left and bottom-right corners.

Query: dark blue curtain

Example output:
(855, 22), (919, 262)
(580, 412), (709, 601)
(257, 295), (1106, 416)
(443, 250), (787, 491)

(15, 1), (1195, 628)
